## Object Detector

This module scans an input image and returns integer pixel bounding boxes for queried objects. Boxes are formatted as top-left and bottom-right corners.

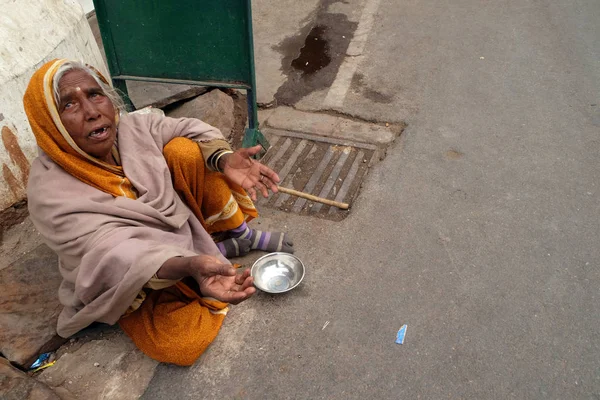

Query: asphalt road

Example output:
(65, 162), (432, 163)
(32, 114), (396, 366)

(143, 0), (600, 398)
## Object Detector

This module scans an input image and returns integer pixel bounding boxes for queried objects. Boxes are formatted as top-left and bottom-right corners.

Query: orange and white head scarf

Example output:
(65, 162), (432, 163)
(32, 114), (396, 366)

(23, 59), (136, 199)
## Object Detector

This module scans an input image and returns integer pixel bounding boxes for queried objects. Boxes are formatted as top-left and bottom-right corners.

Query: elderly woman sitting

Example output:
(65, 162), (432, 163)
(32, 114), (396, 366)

(23, 59), (293, 366)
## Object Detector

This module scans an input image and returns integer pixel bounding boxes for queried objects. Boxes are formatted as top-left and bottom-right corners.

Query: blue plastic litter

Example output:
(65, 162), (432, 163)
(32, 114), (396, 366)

(395, 324), (407, 345)
(29, 352), (52, 369)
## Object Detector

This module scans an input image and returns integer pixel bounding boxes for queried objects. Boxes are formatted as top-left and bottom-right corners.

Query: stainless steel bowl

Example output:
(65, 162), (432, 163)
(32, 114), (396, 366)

(251, 252), (305, 293)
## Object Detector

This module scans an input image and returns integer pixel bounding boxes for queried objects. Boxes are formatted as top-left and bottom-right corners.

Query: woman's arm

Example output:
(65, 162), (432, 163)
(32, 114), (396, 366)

(156, 255), (255, 304)
(133, 113), (232, 171)
(137, 113), (226, 147)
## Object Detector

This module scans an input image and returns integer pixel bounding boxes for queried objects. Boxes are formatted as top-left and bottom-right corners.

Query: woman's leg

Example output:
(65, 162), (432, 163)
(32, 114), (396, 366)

(218, 221), (294, 255)
(163, 138), (293, 257)
(119, 281), (229, 366)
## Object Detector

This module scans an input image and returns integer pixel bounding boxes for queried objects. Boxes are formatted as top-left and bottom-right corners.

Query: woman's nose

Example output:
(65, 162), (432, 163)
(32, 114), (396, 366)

(82, 99), (101, 120)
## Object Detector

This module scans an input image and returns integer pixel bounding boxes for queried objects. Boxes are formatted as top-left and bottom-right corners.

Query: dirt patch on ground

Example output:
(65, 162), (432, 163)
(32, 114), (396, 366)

(351, 72), (395, 104)
(446, 149), (464, 160)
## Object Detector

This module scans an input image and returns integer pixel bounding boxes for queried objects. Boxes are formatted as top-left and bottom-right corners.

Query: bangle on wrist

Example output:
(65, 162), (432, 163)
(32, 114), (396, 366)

(208, 151), (220, 172)
(214, 150), (233, 173)
(208, 149), (229, 172)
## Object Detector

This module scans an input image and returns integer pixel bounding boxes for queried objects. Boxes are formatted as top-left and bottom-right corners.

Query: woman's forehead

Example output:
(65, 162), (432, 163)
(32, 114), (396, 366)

(58, 69), (100, 92)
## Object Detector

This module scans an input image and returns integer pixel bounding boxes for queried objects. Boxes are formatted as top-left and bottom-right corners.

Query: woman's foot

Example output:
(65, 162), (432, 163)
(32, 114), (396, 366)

(230, 222), (294, 253)
(217, 222), (294, 258)
(216, 238), (251, 258)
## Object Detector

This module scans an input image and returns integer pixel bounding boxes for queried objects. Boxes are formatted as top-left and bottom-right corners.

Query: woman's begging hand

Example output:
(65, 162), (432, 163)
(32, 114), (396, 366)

(157, 255), (256, 304)
(220, 145), (280, 201)
(189, 255), (256, 304)
(197, 268), (255, 305)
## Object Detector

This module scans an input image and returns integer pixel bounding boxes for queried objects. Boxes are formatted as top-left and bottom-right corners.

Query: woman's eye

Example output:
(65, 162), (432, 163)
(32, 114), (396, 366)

(63, 102), (73, 109)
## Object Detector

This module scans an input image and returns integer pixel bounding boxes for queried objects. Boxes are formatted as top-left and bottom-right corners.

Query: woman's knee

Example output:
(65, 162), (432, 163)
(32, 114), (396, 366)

(164, 137), (202, 169)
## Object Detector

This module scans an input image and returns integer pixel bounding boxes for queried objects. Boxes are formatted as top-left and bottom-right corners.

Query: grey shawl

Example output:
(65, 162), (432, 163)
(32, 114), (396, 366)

(27, 113), (230, 337)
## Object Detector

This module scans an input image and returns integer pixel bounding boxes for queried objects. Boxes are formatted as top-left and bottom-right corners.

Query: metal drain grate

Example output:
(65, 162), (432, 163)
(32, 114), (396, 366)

(257, 129), (377, 221)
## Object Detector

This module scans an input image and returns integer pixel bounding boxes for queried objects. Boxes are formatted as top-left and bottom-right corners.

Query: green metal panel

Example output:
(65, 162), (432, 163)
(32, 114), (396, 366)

(93, 0), (268, 151)
(94, 0), (253, 86)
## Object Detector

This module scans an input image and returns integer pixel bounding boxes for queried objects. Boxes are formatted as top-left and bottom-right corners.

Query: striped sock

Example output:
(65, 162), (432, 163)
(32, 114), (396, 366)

(216, 238), (251, 258)
(229, 222), (294, 254)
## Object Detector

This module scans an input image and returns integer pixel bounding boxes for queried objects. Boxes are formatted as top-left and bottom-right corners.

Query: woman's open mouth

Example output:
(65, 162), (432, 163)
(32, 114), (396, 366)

(88, 126), (110, 141)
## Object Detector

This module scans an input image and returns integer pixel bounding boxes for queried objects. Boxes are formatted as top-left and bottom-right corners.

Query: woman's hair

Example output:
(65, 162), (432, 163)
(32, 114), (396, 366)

(52, 60), (126, 114)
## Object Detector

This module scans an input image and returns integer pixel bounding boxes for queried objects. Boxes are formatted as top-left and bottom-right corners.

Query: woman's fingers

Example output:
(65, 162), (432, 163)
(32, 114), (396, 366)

(249, 174), (273, 199)
(226, 287), (256, 304)
(253, 164), (279, 196)
(223, 274), (256, 304)
(246, 186), (258, 201)
(258, 165), (280, 196)
(234, 146), (257, 159)
(239, 276), (255, 291)
(246, 145), (263, 157)
(194, 257), (236, 277)
(228, 146), (281, 198)
(234, 269), (251, 284)
(201, 270), (256, 304)
(234, 270), (254, 289)
(221, 290), (248, 304)
(260, 165), (280, 184)
(254, 180), (270, 198)
(258, 175), (278, 195)
(232, 145), (262, 165)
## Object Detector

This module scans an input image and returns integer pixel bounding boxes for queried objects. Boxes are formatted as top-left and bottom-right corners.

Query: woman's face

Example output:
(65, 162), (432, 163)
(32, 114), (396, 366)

(57, 69), (117, 163)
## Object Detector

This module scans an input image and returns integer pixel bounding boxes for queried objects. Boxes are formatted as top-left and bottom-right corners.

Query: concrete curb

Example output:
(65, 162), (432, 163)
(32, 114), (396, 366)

(260, 106), (398, 147)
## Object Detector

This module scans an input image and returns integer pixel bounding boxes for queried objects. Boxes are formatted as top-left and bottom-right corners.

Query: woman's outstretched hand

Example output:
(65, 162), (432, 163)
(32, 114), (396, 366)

(198, 268), (256, 305)
(189, 255), (256, 304)
(158, 255), (256, 304)
(221, 145), (280, 201)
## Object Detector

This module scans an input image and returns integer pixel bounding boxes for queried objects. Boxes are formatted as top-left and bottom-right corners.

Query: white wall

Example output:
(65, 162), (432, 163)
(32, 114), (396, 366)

(0, 0), (107, 210)
(78, 0), (95, 14)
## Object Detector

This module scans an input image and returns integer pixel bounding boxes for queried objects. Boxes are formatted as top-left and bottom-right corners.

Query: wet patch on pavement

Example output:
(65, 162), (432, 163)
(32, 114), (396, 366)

(351, 72), (395, 104)
(290, 25), (331, 75)
(257, 129), (377, 221)
(274, 0), (358, 105)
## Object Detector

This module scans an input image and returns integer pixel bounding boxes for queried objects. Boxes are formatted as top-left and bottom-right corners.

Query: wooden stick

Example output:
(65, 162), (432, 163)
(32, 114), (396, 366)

(277, 186), (350, 210)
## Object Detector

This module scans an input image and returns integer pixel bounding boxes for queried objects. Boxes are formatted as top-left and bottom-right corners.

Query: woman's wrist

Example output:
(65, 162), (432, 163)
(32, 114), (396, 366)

(207, 149), (233, 172)
(217, 151), (233, 173)
(156, 256), (193, 280)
